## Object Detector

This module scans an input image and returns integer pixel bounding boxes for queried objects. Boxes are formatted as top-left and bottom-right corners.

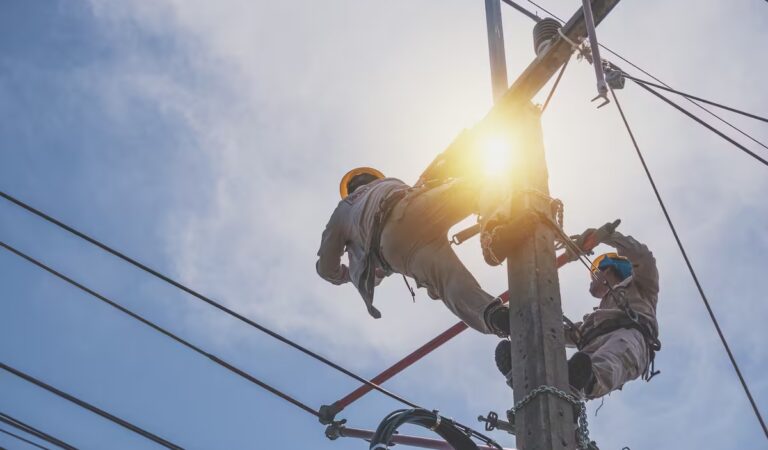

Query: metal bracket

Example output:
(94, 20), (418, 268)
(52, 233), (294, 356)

(324, 419), (347, 441)
(478, 411), (516, 435)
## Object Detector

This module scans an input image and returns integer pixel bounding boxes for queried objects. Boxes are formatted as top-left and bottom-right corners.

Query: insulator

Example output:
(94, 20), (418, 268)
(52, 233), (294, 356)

(533, 18), (561, 56)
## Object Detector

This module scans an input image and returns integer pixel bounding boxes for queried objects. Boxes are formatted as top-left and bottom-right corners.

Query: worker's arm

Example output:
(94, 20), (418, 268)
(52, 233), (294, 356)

(563, 320), (583, 348)
(316, 208), (351, 285)
(603, 231), (659, 296)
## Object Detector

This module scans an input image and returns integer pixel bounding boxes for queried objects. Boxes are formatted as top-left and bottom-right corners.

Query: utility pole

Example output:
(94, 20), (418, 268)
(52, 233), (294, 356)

(480, 1), (621, 448)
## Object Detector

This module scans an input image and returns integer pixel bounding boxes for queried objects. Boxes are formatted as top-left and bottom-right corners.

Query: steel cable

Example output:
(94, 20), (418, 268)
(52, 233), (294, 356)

(0, 240), (320, 419)
(622, 73), (768, 124)
(628, 80), (768, 167)
(0, 363), (184, 449)
(0, 413), (76, 450)
(0, 427), (51, 450)
(609, 87), (768, 439)
(505, 0), (768, 151)
(0, 190), (419, 410)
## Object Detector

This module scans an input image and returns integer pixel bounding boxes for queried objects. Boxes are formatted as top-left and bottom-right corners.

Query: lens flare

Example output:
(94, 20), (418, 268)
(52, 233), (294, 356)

(482, 136), (513, 178)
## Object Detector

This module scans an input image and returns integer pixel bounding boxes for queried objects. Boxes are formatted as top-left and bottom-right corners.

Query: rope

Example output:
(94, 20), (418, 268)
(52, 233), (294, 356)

(507, 385), (596, 450)
(622, 74), (768, 124)
(609, 88), (768, 439)
(0, 240), (320, 418)
(0, 413), (76, 450)
(503, 0), (768, 151)
(0, 190), (419, 410)
(0, 363), (184, 449)
(0, 427), (51, 450)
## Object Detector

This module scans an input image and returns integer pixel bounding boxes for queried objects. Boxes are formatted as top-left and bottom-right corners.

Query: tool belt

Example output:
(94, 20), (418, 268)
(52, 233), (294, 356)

(577, 316), (661, 382)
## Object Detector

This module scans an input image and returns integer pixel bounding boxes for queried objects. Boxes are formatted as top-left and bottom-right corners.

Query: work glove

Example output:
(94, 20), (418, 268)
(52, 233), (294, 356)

(564, 220), (621, 262)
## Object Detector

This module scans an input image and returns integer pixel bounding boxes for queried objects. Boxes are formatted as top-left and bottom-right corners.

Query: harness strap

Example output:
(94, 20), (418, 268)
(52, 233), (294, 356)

(578, 317), (661, 382)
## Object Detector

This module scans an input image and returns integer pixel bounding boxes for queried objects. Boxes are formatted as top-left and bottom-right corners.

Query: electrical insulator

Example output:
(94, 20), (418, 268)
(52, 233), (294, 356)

(532, 18), (561, 56)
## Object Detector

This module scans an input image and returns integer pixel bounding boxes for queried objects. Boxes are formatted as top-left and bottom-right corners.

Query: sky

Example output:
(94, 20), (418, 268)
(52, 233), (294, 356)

(0, 1), (767, 449)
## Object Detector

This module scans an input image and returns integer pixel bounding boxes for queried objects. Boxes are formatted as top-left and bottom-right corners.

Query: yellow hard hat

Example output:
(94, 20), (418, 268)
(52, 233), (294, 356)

(339, 167), (385, 199)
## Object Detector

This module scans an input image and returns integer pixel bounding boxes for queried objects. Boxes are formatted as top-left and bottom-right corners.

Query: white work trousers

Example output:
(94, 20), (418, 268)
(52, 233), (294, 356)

(581, 327), (648, 398)
(379, 180), (497, 334)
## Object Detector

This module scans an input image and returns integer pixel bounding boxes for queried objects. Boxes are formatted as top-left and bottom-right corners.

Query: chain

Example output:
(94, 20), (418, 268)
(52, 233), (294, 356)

(507, 385), (597, 450)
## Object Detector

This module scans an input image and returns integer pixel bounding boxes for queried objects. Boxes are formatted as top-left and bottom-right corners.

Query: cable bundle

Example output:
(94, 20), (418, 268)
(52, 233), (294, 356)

(369, 409), (499, 450)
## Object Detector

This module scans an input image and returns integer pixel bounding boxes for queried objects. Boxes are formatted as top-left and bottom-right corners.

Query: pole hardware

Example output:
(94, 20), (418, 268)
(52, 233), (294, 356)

(533, 18), (562, 56)
(318, 402), (343, 425)
(477, 411), (516, 435)
(581, 0), (610, 107)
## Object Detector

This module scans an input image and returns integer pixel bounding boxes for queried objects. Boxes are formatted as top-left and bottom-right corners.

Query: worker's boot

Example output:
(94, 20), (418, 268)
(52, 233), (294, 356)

(486, 303), (510, 337)
(568, 351), (595, 393)
(494, 340), (514, 388)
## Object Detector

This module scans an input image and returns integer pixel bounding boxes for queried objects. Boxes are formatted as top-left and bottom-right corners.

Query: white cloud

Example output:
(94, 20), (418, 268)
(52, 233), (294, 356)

(86, 0), (768, 446)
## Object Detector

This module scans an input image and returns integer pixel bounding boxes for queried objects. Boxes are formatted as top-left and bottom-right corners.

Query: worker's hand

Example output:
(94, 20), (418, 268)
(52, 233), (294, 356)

(564, 220), (620, 263)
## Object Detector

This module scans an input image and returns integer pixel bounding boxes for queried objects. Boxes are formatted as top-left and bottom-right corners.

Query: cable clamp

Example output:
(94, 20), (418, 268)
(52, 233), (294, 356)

(430, 413), (442, 431)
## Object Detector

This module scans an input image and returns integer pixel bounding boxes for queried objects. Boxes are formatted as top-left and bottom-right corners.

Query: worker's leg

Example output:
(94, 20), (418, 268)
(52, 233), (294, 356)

(382, 231), (499, 334)
(388, 178), (482, 239)
(580, 328), (648, 398)
(381, 179), (502, 334)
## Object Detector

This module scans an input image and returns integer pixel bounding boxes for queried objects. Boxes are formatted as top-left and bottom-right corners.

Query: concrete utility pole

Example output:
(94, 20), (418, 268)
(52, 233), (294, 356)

(479, 1), (621, 449)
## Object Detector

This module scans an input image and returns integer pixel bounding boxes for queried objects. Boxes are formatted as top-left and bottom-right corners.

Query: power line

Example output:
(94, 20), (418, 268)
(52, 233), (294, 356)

(0, 427), (51, 450)
(0, 413), (76, 450)
(609, 88), (768, 439)
(0, 240), (319, 419)
(0, 190), (419, 411)
(622, 73), (768, 124)
(0, 363), (184, 450)
(628, 80), (768, 167)
(505, 0), (768, 151)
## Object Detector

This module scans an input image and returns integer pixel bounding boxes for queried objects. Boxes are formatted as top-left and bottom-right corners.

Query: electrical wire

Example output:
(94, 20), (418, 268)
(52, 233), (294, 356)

(628, 80), (768, 167)
(0, 427), (51, 450)
(0, 190), (419, 411)
(0, 240), (319, 418)
(609, 87), (768, 439)
(501, 0), (540, 22)
(369, 409), (501, 450)
(622, 73), (768, 124)
(0, 413), (75, 450)
(0, 363), (184, 450)
(506, 0), (768, 151)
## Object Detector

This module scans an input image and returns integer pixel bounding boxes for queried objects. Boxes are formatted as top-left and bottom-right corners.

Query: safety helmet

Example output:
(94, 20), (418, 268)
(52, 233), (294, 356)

(591, 252), (633, 280)
(339, 167), (385, 199)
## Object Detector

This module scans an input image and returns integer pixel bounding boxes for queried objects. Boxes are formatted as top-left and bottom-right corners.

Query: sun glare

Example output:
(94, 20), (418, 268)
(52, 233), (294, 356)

(482, 136), (513, 178)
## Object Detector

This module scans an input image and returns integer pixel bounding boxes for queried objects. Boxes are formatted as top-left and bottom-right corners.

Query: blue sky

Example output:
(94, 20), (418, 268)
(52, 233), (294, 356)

(1, 1), (766, 449)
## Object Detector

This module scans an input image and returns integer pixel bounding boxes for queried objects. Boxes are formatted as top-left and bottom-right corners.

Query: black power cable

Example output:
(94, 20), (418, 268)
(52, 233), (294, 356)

(504, 0), (768, 151)
(0, 363), (184, 450)
(609, 88), (768, 439)
(0, 190), (419, 411)
(0, 413), (76, 450)
(370, 409), (501, 450)
(628, 80), (768, 168)
(0, 427), (51, 450)
(622, 74), (768, 124)
(0, 240), (319, 418)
